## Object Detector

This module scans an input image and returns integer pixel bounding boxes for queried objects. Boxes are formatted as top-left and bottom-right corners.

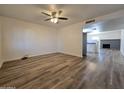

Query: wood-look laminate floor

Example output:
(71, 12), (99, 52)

(0, 49), (124, 89)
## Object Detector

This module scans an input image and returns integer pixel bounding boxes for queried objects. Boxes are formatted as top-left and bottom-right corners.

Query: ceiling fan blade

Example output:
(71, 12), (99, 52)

(58, 10), (62, 15)
(58, 17), (68, 20)
(42, 12), (51, 16)
(52, 12), (56, 16)
(44, 18), (51, 21)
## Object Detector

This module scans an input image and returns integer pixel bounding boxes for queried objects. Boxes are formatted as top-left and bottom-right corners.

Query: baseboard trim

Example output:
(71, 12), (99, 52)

(3, 52), (58, 63)
(2, 52), (83, 65)
(58, 52), (83, 58)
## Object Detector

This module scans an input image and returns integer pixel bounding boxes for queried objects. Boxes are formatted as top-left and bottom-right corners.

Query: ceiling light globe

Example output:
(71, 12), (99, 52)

(53, 18), (58, 23)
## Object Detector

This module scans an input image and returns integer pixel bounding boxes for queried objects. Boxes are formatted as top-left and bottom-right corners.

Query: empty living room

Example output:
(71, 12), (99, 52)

(0, 3), (124, 90)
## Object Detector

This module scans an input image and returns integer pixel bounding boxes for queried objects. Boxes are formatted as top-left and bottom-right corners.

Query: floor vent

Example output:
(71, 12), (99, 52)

(21, 56), (29, 60)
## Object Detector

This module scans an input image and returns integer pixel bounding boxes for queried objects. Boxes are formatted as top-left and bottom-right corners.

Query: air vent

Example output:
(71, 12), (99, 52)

(85, 19), (95, 24)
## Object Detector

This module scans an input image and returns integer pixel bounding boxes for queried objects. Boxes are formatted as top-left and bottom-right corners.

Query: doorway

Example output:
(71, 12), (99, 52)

(82, 18), (122, 57)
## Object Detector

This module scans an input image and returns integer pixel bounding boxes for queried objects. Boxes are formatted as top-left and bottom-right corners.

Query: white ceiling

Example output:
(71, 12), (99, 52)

(0, 4), (124, 28)
(84, 17), (124, 32)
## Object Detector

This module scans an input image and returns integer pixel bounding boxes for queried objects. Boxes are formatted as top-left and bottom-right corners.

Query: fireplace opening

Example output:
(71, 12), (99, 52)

(103, 44), (110, 48)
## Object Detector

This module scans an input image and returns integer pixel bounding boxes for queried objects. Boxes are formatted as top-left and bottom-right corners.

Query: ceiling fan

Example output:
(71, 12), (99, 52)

(42, 10), (68, 24)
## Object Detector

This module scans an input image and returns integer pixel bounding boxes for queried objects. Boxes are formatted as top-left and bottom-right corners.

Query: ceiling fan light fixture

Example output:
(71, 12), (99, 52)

(50, 18), (54, 22)
(50, 18), (58, 23)
(42, 10), (68, 24)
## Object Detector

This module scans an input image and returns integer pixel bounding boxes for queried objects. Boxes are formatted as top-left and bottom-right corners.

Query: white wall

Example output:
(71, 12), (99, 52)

(57, 22), (83, 57)
(1, 16), (57, 62)
(121, 30), (124, 56)
(0, 17), (2, 67)
(0, 16), (83, 64)
(87, 30), (121, 41)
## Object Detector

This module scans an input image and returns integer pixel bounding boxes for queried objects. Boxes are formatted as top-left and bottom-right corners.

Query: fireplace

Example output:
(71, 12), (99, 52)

(103, 44), (110, 48)
(100, 39), (120, 50)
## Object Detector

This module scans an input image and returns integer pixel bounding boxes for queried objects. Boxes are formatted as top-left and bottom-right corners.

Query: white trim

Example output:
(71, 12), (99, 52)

(2, 52), (58, 62)
(59, 51), (82, 58)
(2, 52), (83, 63)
